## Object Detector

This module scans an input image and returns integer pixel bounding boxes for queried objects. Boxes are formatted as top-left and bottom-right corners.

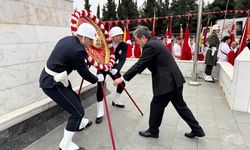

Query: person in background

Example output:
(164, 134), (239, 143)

(242, 38), (250, 52)
(172, 37), (182, 60)
(163, 35), (168, 46)
(39, 23), (104, 150)
(113, 27), (205, 139)
(230, 41), (238, 52)
(218, 36), (231, 62)
(204, 24), (220, 82)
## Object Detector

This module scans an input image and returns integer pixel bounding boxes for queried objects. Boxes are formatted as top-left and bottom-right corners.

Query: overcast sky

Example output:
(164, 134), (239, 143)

(86, 0), (215, 17)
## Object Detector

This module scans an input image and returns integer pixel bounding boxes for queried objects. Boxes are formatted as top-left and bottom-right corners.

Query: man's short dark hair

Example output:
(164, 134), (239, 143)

(177, 37), (182, 40)
(133, 27), (151, 39)
(247, 38), (250, 49)
(221, 36), (231, 42)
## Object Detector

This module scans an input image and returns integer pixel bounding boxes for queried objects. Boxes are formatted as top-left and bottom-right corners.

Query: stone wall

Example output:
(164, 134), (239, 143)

(0, 0), (86, 115)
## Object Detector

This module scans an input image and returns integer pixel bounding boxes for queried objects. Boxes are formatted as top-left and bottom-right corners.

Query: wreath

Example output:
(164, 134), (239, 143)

(71, 9), (115, 71)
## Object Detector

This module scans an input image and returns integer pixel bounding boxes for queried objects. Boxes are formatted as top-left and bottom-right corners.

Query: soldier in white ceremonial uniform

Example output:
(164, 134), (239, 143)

(95, 26), (128, 124)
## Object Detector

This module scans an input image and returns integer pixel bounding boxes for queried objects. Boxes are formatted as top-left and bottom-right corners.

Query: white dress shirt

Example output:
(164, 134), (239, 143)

(218, 42), (231, 61)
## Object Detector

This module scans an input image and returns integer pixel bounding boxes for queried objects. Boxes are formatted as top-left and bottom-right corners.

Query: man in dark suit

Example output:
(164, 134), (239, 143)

(39, 23), (104, 150)
(113, 27), (205, 139)
(95, 26), (128, 124)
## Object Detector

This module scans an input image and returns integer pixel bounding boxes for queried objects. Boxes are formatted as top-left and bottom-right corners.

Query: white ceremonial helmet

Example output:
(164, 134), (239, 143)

(109, 26), (124, 37)
(77, 23), (97, 40)
(212, 24), (221, 31)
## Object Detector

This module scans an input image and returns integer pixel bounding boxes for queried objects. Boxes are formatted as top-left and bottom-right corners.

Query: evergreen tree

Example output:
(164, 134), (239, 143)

(163, 0), (171, 15)
(117, 0), (123, 19)
(234, 0), (249, 18)
(143, 0), (157, 18)
(236, 0), (250, 10)
(156, 0), (164, 16)
(102, 6), (108, 20)
(84, 0), (91, 11)
(139, 0), (157, 33)
(102, 0), (117, 21)
(154, 0), (165, 36)
(204, 0), (236, 25)
(170, 0), (198, 34)
(117, 0), (139, 20)
(97, 4), (100, 18)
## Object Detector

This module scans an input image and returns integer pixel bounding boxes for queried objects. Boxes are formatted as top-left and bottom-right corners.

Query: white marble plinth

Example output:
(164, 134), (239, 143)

(218, 48), (250, 113)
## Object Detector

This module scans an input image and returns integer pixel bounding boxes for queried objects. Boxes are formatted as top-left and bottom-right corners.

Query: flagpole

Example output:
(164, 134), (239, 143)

(221, 0), (230, 39)
(189, 0), (203, 86)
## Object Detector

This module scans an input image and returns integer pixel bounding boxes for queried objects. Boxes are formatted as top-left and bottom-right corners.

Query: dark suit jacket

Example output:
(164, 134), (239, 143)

(39, 36), (98, 88)
(113, 42), (128, 71)
(123, 38), (185, 96)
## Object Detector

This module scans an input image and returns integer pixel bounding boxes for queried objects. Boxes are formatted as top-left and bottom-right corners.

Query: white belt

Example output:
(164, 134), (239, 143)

(45, 65), (69, 87)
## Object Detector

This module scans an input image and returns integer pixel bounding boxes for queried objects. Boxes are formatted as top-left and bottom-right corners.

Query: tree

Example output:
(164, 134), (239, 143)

(236, 0), (250, 10)
(117, 0), (123, 19)
(97, 4), (100, 18)
(117, 0), (139, 20)
(162, 0), (171, 15)
(102, 7), (108, 21)
(170, 0), (198, 34)
(102, 0), (117, 21)
(142, 0), (157, 18)
(84, 0), (91, 11)
(204, 0), (236, 25)
(235, 0), (249, 18)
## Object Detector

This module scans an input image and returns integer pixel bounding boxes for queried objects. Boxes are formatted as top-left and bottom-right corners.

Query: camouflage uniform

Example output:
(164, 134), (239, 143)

(205, 32), (220, 66)
(204, 32), (220, 76)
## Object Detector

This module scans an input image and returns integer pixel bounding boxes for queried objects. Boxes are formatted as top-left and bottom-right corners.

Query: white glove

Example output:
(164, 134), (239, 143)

(97, 74), (104, 82)
(211, 47), (217, 56)
(110, 69), (118, 75)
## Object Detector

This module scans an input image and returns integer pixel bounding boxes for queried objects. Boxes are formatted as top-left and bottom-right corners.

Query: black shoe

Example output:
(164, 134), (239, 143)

(78, 120), (92, 131)
(59, 147), (85, 150)
(184, 130), (205, 138)
(112, 101), (125, 108)
(85, 120), (93, 128)
(139, 130), (159, 138)
(96, 116), (103, 124)
(205, 80), (215, 83)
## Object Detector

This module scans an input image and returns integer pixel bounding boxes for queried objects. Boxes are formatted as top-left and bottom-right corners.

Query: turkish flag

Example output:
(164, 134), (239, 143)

(165, 26), (169, 37)
(134, 41), (141, 58)
(180, 24), (192, 60)
(230, 19), (236, 43)
(228, 50), (236, 65)
(123, 25), (132, 58)
(167, 19), (172, 52)
(236, 17), (248, 56)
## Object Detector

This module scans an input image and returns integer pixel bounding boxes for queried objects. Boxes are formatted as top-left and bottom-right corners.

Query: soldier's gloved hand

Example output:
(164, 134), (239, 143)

(97, 74), (104, 82)
(110, 69), (118, 75)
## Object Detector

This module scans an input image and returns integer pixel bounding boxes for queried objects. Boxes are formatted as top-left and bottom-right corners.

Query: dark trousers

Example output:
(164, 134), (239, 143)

(42, 84), (84, 132)
(205, 65), (213, 75)
(149, 86), (202, 134)
(96, 71), (125, 102)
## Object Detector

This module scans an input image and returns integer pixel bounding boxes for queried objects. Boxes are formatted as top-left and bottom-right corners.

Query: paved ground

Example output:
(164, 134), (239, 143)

(24, 74), (250, 150)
